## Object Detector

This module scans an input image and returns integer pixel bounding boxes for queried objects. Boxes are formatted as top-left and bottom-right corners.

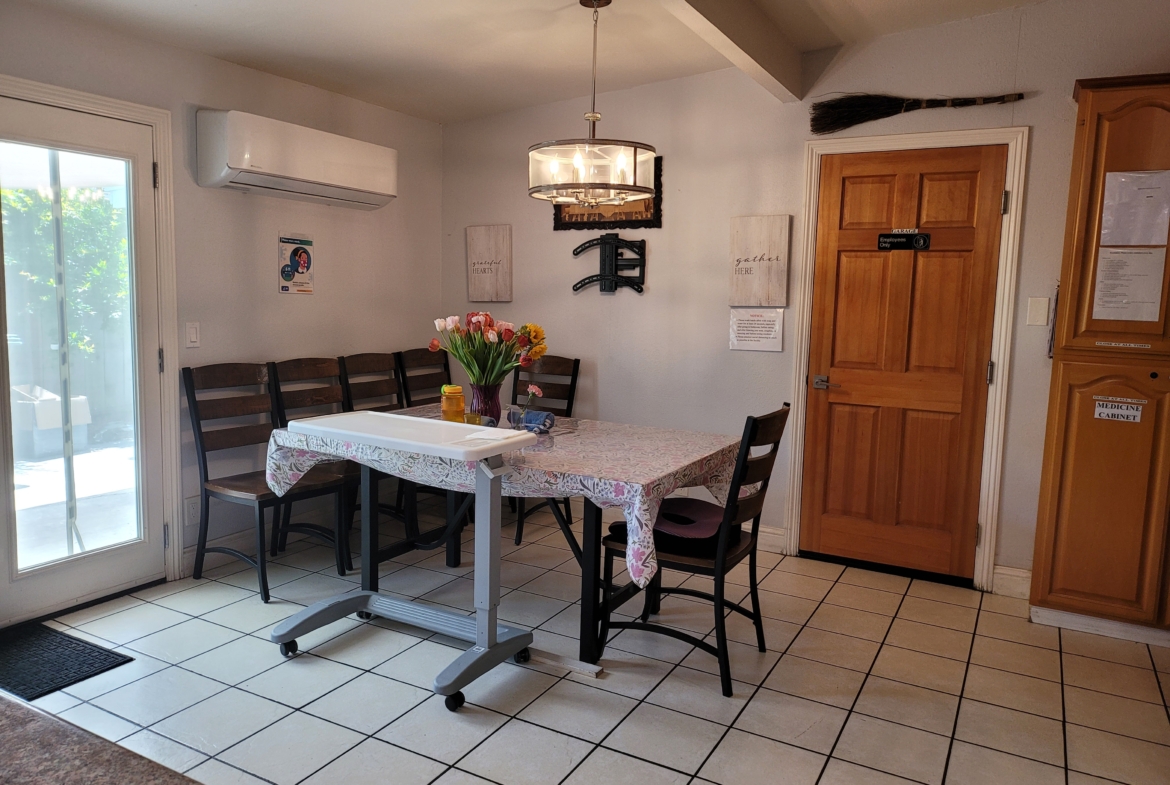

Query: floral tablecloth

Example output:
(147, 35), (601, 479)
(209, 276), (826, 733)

(265, 405), (739, 587)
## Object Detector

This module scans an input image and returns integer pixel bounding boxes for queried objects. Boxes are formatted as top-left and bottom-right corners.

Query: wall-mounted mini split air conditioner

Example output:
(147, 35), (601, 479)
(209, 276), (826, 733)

(196, 110), (397, 210)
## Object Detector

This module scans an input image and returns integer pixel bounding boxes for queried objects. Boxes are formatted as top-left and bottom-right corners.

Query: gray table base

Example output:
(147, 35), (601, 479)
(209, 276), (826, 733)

(270, 458), (533, 709)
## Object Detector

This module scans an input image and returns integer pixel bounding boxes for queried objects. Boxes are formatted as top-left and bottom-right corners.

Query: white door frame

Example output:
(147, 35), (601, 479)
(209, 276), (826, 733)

(782, 127), (1030, 591)
(0, 74), (183, 585)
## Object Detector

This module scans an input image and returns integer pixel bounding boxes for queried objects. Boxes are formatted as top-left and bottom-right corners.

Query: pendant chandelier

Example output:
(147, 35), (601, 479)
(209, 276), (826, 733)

(528, 0), (655, 207)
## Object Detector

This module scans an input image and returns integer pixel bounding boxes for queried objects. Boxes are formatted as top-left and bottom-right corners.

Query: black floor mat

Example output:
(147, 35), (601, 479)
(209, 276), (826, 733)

(0, 623), (132, 701)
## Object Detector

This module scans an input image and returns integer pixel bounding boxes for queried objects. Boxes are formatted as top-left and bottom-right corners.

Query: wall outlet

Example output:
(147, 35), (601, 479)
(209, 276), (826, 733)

(185, 496), (201, 528)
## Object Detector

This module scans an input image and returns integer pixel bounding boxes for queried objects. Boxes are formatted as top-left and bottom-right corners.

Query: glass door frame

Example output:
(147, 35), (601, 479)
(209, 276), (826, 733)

(0, 75), (180, 625)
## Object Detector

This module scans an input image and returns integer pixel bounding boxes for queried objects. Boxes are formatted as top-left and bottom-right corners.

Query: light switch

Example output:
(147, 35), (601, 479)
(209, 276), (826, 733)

(185, 322), (200, 348)
(1026, 297), (1050, 326)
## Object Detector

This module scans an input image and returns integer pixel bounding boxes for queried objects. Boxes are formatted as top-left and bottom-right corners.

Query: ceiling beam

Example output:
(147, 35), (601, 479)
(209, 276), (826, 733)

(659, 0), (802, 102)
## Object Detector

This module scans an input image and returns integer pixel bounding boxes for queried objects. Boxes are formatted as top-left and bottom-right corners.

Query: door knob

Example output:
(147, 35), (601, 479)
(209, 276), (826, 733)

(812, 375), (840, 390)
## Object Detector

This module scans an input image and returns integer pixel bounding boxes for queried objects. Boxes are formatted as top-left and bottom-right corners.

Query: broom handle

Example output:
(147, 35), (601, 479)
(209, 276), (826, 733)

(906, 93), (1024, 111)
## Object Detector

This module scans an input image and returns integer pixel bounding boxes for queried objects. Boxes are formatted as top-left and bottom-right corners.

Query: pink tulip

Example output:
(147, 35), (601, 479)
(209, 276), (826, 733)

(446, 315), (460, 330)
(434, 318), (445, 331)
(486, 329), (498, 343)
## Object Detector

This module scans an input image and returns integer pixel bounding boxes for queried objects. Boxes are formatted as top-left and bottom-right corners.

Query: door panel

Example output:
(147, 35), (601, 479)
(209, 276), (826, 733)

(0, 96), (164, 625)
(801, 145), (1008, 577)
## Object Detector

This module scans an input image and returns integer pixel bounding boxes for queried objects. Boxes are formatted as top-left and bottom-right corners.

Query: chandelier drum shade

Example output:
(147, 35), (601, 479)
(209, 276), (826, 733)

(527, 139), (655, 206)
(528, 0), (656, 208)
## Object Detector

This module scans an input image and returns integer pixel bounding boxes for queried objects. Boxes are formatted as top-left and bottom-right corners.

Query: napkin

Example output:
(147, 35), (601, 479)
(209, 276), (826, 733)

(507, 409), (555, 434)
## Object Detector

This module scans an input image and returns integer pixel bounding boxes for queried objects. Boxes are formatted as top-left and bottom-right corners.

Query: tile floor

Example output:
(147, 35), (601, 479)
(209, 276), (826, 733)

(29, 496), (1170, 785)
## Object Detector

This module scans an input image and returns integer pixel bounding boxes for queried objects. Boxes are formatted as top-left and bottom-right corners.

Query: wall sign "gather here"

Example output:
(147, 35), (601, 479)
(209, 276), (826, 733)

(729, 215), (790, 307)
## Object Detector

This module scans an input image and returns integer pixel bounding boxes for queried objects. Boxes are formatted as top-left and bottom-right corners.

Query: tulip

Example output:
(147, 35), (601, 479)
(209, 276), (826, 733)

(428, 338), (441, 352)
(469, 320), (482, 333)
(446, 315), (460, 330)
(434, 318), (446, 331)
(497, 321), (515, 333)
(519, 353), (533, 367)
(516, 334), (530, 348)
(486, 329), (498, 343)
(501, 328), (515, 342)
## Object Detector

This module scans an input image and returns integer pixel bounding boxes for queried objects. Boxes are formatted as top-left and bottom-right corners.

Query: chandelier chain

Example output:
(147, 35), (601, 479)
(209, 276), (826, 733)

(588, 1), (599, 137)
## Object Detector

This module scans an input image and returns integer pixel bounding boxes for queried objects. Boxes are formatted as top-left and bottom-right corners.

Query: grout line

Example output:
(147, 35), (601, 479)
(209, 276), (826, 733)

(938, 587), (982, 784)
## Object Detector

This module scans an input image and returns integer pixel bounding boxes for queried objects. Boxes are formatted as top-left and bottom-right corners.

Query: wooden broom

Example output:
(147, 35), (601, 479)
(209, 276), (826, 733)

(810, 92), (1025, 135)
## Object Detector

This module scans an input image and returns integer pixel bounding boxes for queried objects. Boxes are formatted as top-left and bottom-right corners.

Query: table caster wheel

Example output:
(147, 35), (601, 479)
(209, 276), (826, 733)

(357, 611), (374, 620)
(279, 640), (298, 657)
(444, 692), (465, 712)
(513, 648), (531, 664)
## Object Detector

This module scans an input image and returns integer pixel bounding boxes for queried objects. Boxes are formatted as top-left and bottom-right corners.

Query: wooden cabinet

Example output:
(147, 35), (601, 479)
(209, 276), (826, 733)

(1033, 74), (1170, 629)
(1032, 355), (1170, 623)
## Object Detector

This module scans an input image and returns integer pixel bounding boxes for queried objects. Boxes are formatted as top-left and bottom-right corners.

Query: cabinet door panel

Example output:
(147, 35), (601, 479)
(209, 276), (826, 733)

(1032, 356), (1170, 623)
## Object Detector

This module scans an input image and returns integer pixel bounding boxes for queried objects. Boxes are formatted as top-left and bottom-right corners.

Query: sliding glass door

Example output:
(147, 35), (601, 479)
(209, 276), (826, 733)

(0, 96), (165, 625)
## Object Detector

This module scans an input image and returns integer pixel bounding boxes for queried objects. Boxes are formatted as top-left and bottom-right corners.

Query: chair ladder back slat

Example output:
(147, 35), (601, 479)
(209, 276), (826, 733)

(200, 423), (274, 453)
(511, 355), (580, 418)
(396, 349), (452, 408)
(274, 357), (341, 382)
(739, 449), (779, 486)
(196, 392), (273, 422)
(189, 362), (268, 390)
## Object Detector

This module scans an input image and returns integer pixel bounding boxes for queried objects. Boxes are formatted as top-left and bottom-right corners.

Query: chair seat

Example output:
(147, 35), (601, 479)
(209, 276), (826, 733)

(205, 465), (343, 501)
(654, 497), (725, 539)
(603, 519), (751, 570)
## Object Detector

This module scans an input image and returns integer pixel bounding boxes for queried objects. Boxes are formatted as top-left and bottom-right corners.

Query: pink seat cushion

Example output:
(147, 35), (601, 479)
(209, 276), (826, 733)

(655, 497), (725, 539)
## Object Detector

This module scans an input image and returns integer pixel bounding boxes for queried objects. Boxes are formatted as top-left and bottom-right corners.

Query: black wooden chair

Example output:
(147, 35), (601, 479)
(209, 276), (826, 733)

(268, 357), (360, 572)
(599, 404), (791, 697)
(395, 348), (451, 408)
(510, 355), (580, 546)
(339, 352), (411, 523)
(182, 363), (350, 602)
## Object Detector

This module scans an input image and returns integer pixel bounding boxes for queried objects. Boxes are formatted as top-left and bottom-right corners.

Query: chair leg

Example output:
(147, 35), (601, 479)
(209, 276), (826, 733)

(561, 497), (573, 525)
(508, 497), (517, 513)
(713, 571), (732, 697)
(514, 498), (526, 546)
(269, 502), (282, 557)
(193, 491), (211, 579)
(278, 503), (292, 552)
(748, 548), (766, 653)
(404, 483), (420, 539)
(255, 504), (270, 603)
(600, 547), (615, 644)
(640, 570), (661, 622)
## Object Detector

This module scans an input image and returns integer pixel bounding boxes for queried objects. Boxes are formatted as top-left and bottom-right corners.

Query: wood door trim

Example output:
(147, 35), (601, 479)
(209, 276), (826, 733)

(782, 127), (1030, 591)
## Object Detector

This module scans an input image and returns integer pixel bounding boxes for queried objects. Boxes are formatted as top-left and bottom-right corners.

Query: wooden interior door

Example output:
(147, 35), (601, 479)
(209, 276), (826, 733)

(800, 145), (1008, 578)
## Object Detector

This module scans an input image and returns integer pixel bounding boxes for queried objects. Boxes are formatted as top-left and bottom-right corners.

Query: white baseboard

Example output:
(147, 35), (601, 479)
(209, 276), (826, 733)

(991, 566), (1031, 599)
(758, 526), (790, 555)
(1030, 605), (1170, 647)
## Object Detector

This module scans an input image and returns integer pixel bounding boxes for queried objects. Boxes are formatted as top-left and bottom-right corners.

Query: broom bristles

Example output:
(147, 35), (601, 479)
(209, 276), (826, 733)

(810, 92), (1025, 135)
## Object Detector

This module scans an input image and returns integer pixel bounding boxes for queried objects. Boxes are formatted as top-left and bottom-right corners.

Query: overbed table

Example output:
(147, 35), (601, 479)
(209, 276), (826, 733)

(265, 405), (740, 674)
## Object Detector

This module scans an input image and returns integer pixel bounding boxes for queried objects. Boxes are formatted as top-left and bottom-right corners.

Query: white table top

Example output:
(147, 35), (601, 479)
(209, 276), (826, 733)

(287, 410), (537, 461)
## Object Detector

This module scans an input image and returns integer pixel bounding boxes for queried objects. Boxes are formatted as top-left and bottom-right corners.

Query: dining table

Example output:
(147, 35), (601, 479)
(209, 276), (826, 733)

(264, 403), (742, 666)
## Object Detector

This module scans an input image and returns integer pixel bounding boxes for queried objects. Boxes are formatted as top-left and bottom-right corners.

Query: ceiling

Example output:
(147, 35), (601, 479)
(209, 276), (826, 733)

(26, 0), (1039, 122)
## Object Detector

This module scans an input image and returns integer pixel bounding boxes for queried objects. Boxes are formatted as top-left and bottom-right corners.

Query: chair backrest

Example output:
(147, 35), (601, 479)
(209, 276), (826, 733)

(510, 355), (580, 417)
(182, 363), (275, 485)
(396, 348), (451, 408)
(269, 357), (345, 427)
(721, 404), (792, 537)
(339, 353), (403, 413)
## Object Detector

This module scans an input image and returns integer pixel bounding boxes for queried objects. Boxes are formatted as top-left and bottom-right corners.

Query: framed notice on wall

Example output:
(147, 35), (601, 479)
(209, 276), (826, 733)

(278, 233), (314, 294)
(466, 224), (512, 302)
(729, 215), (790, 307)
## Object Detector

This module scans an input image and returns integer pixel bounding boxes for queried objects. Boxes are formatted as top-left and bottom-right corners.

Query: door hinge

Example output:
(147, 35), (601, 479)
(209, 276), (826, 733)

(158, 347), (164, 373)
(163, 523), (170, 550)
(1001, 190), (1010, 215)
(986, 360), (995, 385)
(153, 162), (160, 189)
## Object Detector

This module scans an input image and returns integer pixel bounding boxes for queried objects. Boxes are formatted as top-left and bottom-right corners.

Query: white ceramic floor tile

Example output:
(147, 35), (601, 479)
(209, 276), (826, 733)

(186, 759), (270, 785)
(63, 648), (170, 700)
(216, 563), (312, 591)
(57, 702), (141, 741)
(307, 623), (421, 670)
(301, 737), (446, 785)
(152, 581), (255, 616)
(217, 711), (364, 785)
(462, 660), (559, 715)
(431, 770), (497, 785)
(945, 740), (1065, 785)
(122, 618), (241, 664)
(518, 679), (636, 742)
(151, 687), (291, 754)
(772, 556), (844, 581)
(953, 698), (1065, 767)
(604, 702), (725, 774)
(31, 690), (81, 713)
(119, 729), (208, 773)
(91, 666), (224, 726)
(1066, 723), (1170, 784)
(303, 671), (430, 734)
(567, 645), (674, 700)
(764, 656), (867, 709)
(75, 603), (191, 645)
(179, 634), (288, 685)
(853, 676), (960, 736)
(238, 653), (362, 708)
(734, 686), (848, 754)
(833, 714), (950, 785)
(699, 728), (826, 785)
(199, 595), (302, 635)
(376, 693), (508, 764)
(683, 636), (783, 685)
(132, 578), (202, 602)
(372, 639), (463, 689)
(644, 664), (751, 725)
(820, 758), (917, 784)
(460, 719), (593, 785)
(375, 565), (460, 597)
(55, 594), (145, 627)
(563, 747), (690, 785)
(497, 589), (572, 628)
(269, 573), (360, 605)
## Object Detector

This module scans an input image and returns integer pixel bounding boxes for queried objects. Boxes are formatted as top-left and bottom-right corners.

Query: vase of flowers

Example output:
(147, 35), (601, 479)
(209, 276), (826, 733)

(429, 312), (547, 422)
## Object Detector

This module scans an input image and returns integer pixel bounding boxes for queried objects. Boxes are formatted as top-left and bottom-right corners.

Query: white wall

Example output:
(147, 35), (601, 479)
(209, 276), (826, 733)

(441, 0), (1170, 572)
(0, 1), (444, 545)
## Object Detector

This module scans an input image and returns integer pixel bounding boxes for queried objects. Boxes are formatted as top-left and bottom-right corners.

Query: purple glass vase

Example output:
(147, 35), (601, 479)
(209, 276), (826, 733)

(470, 383), (502, 423)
